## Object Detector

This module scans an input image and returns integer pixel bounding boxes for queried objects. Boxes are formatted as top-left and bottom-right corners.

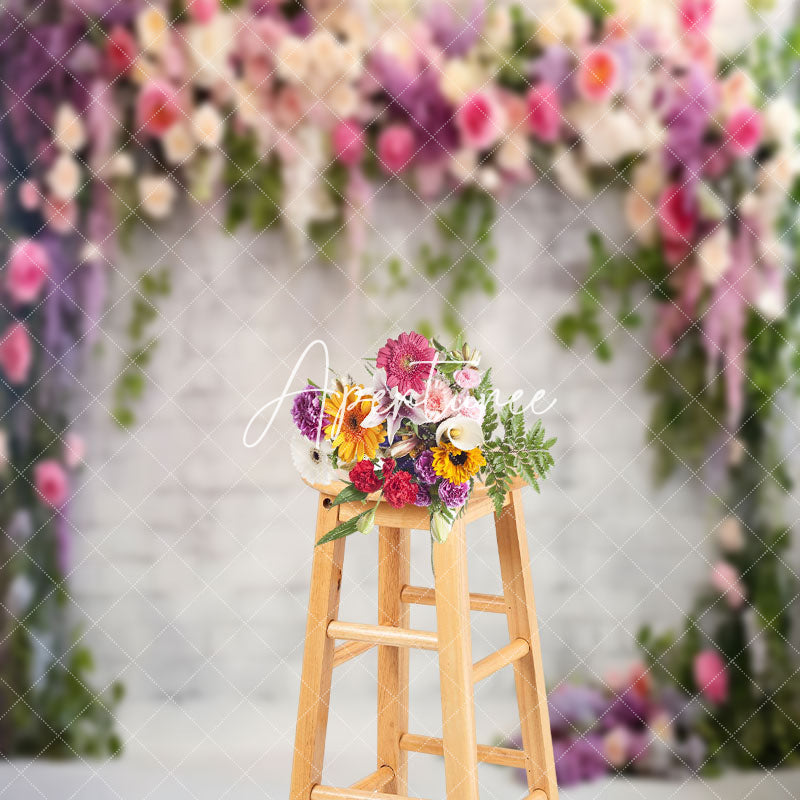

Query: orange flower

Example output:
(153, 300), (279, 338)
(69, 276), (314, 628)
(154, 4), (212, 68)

(324, 384), (384, 463)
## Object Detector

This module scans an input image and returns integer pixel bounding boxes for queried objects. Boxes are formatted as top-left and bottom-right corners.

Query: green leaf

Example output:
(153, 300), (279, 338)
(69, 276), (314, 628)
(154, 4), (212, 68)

(316, 509), (374, 545)
(330, 484), (369, 506)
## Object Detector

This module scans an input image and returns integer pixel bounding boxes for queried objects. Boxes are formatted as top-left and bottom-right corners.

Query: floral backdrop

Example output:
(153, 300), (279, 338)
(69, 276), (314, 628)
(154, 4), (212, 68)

(1, 0), (799, 779)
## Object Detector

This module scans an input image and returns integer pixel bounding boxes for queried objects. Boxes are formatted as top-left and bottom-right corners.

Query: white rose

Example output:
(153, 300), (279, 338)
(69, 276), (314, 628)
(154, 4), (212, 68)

(163, 123), (195, 165)
(719, 69), (757, 116)
(276, 36), (310, 85)
(552, 146), (591, 200)
(135, 7), (169, 55)
(192, 103), (223, 148)
(477, 166), (501, 194)
(440, 58), (482, 104)
(308, 31), (344, 77)
(53, 104), (86, 152)
(759, 153), (798, 198)
(46, 153), (82, 201)
(138, 174), (177, 219)
(631, 154), (664, 199)
(537, 4), (590, 46)
(449, 149), (478, 182)
(624, 190), (656, 244)
(325, 83), (358, 118)
(496, 134), (529, 174)
(484, 7), (512, 50)
(186, 15), (236, 87)
(697, 226), (732, 286)
(106, 151), (135, 179)
(573, 105), (643, 167)
(764, 96), (800, 151)
(755, 284), (785, 321)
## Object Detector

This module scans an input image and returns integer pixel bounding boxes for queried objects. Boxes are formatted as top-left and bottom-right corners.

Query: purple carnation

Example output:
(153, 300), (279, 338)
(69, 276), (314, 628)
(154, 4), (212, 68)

(414, 485), (432, 507)
(291, 385), (328, 441)
(553, 734), (609, 787)
(438, 480), (469, 508)
(414, 450), (437, 484)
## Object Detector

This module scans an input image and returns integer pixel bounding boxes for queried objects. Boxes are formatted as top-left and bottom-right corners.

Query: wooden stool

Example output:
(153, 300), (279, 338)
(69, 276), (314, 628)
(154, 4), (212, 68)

(289, 477), (558, 800)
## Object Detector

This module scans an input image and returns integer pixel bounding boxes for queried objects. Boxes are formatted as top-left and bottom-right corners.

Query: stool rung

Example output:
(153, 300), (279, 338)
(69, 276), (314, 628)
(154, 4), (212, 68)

(311, 786), (427, 800)
(399, 733), (527, 768)
(332, 640), (375, 667)
(350, 765), (394, 791)
(472, 637), (530, 683)
(327, 620), (438, 651)
(400, 585), (507, 614)
(527, 792), (548, 800)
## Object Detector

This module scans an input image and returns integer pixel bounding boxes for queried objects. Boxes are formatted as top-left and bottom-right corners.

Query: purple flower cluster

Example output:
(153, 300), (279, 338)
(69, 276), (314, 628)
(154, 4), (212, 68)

(291, 385), (328, 441)
(414, 485), (432, 507)
(438, 479), (469, 508)
(414, 450), (437, 484)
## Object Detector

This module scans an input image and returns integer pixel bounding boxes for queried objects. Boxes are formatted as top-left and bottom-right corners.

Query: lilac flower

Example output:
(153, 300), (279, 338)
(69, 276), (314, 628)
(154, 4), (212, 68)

(426, 0), (485, 57)
(553, 735), (609, 787)
(601, 687), (649, 732)
(548, 684), (608, 736)
(291, 385), (329, 441)
(438, 479), (469, 508)
(414, 450), (437, 484)
(532, 46), (577, 105)
(414, 485), (432, 507)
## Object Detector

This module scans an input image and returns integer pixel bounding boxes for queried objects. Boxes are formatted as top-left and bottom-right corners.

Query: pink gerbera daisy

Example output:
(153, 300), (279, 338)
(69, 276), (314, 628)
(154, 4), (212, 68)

(376, 331), (436, 395)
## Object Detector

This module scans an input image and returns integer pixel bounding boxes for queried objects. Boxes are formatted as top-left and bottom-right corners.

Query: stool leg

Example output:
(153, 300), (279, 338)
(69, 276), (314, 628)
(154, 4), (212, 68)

(377, 526), (411, 794)
(495, 490), (558, 800)
(289, 496), (346, 800)
(433, 518), (480, 800)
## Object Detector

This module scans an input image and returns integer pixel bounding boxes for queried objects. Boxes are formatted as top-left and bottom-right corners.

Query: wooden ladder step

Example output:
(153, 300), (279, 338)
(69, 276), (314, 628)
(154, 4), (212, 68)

(332, 640), (375, 667)
(472, 637), (530, 683)
(327, 620), (438, 651)
(311, 787), (427, 800)
(398, 733), (527, 768)
(400, 585), (507, 614)
(350, 766), (394, 792)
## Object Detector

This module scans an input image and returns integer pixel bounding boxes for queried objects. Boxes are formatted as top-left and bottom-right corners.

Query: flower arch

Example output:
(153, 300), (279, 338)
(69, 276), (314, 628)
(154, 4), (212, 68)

(1, 0), (800, 762)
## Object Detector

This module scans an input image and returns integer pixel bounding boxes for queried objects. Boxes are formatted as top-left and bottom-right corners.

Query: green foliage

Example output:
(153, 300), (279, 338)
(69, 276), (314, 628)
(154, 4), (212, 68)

(112, 268), (171, 428)
(222, 128), (282, 233)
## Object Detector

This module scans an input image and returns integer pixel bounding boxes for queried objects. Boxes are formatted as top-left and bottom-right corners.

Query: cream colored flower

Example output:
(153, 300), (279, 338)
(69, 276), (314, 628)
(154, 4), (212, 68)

(719, 69), (757, 116)
(192, 103), (224, 148)
(440, 58), (482, 104)
(79, 241), (102, 263)
(477, 167), (501, 194)
(537, 4), (590, 47)
(308, 30), (343, 76)
(759, 153), (799, 198)
(631, 154), (664, 199)
(496, 134), (529, 174)
(163, 123), (195, 165)
(571, 104), (643, 167)
(764, 97), (800, 151)
(106, 151), (136, 179)
(718, 516), (745, 552)
(53, 104), (87, 152)
(624, 190), (656, 244)
(552, 147), (591, 200)
(130, 54), (161, 86)
(46, 153), (82, 201)
(276, 36), (310, 85)
(449, 149), (478, 182)
(325, 83), (358, 118)
(697, 226), (732, 286)
(138, 174), (177, 219)
(135, 6), (168, 55)
(484, 7), (512, 50)
(435, 416), (483, 450)
(186, 15), (236, 87)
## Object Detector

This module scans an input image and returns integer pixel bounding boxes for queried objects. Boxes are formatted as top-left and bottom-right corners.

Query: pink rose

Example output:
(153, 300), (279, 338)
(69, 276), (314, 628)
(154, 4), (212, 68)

(725, 106), (763, 157)
(332, 121), (365, 167)
(710, 561), (746, 609)
(456, 91), (505, 150)
(136, 80), (181, 137)
(34, 459), (69, 508)
(526, 83), (561, 143)
(693, 650), (728, 705)
(454, 367), (481, 389)
(377, 124), (415, 174)
(185, 0), (218, 24)
(658, 182), (697, 263)
(106, 25), (137, 78)
(18, 180), (41, 211)
(576, 48), (621, 103)
(678, 0), (714, 34)
(0, 323), (32, 385)
(6, 240), (50, 305)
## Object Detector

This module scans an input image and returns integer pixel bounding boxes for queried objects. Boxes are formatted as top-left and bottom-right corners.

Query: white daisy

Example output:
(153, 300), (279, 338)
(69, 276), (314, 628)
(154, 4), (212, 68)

(290, 432), (335, 485)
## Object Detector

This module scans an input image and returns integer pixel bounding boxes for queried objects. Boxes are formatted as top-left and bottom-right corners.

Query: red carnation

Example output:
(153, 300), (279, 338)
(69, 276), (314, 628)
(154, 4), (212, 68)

(381, 458), (396, 478)
(383, 471), (417, 509)
(349, 459), (382, 493)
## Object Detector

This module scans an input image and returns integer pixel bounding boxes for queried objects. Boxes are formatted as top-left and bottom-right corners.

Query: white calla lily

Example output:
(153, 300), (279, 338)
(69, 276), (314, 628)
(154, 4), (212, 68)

(435, 415), (484, 450)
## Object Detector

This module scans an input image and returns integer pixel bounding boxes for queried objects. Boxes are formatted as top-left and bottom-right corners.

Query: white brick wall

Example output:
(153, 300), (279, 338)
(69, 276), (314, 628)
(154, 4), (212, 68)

(68, 183), (728, 715)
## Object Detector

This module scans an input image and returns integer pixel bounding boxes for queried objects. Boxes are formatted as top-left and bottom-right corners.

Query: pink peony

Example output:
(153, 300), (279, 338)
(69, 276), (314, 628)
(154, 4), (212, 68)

(185, 0), (218, 23)
(106, 25), (137, 78)
(419, 377), (455, 422)
(725, 106), (764, 157)
(332, 121), (365, 167)
(0, 323), (32, 385)
(454, 367), (481, 389)
(526, 83), (562, 143)
(136, 80), (181, 137)
(6, 240), (50, 305)
(658, 183), (697, 263)
(376, 331), (436, 395)
(34, 459), (69, 508)
(377, 124), (415, 174)
(710, 561), (746, 609)
(678, 0), (714, 35)
(456, 91), (505, 150)
(576, 48), (621, 103)
(693, 650), (728, 705)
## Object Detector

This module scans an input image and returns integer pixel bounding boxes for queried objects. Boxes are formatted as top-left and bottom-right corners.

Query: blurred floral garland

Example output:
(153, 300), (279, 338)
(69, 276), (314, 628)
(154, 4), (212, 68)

(1, 0), (799, 765)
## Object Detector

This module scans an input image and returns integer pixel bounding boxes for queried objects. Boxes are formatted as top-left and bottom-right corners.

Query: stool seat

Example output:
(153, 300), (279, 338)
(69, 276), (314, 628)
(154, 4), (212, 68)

(289, 482), (559, 800)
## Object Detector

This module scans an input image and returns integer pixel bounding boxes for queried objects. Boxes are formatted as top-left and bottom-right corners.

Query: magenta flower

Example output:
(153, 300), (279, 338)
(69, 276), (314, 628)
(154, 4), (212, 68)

(693, 650), (728, 705)
(185, 0), (219, 24)
(678, 0), (714, 34)
(34, 459), (69, 508)
(658, 183), (697, 263)
(0, 323), (33, 385)
(377, 124), (415, 173)
(376, 332), (436, 395)
(332, 121), (365, 167)
(136, 80), (181, 137)
(7, 239), (50, 305)
(725, 106), (764, 157)
(710, 561), (746, 609)
(526, 83), (562, 143)
(456, 91), (504, 150)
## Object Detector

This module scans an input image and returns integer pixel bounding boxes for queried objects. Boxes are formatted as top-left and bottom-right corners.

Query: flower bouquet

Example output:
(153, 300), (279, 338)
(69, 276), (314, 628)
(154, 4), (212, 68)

(289, 332), (556, 545)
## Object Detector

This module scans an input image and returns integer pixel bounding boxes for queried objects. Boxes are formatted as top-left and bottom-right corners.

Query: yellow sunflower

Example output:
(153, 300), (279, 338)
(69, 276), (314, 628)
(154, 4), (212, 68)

(431, 442), (486, 484)
(324, 384), (384, 463)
